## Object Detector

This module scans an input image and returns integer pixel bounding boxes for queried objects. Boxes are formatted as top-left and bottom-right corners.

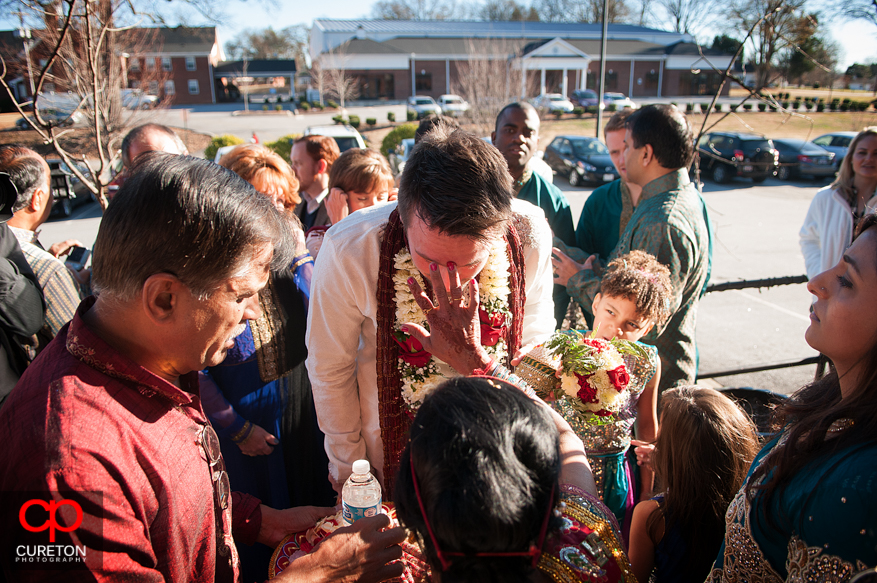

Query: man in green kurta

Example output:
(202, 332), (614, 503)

(555, 104), (711, 392)
(492, 102), (575, 328)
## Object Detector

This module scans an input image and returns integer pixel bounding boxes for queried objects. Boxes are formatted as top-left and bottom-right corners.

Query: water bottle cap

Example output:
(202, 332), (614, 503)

(352, 459), (370, 475)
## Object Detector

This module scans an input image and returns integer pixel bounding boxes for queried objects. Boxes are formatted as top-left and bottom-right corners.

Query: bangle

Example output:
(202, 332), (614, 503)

(487, 363), (537, 398)
(230, 420), (254, 444)
(291, 254), (314, 272)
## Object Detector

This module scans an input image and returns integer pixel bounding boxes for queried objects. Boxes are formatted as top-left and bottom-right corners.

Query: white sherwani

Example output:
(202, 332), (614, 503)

(306, 200), (556, 487)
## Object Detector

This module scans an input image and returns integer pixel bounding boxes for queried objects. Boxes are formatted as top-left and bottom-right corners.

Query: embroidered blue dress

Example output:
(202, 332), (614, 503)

(708, 427), (877, 581)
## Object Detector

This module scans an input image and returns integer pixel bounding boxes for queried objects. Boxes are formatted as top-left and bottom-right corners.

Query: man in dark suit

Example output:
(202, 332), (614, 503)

(290, 135), (340, 230)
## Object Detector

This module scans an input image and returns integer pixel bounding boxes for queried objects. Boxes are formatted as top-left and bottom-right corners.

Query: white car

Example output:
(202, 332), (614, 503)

(122, 91), (159, 110)
(603, 93), (637, 110)
(437, 94), (469, 117)
(532, 93), (575, 113)
(407, 96), (442, 119)
(303, 124), (366, 152)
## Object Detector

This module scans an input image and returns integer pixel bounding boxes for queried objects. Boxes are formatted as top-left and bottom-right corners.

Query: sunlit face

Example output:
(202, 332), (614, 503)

(805, 227), (877, 377)
(404, 213), (496, 292)
(177, 244), (272, 372)
(346, 188), (389, 214)
(127, 131), (183, 168)
(590, 293), (654, 342)
(622, 129), (645, 186)
(290, 141), (318, 192)
(491, 107), (540, 176)
(851, 134), (877, 180)
(605, 130), (627, 180)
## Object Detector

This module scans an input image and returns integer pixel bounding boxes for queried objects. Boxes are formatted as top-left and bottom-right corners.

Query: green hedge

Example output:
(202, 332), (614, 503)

(349, 115), (361, 128)
(387, 111), (396, 122)
(265, 134), (301, 161)
(381, 123), (417, 157)
(406, 110), (417, 122)
(204, 134), (245, 161)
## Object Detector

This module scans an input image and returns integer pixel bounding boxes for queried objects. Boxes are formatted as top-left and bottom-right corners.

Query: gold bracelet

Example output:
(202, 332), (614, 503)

(291, 255), (314, 272)
(230, 420), (254, 444)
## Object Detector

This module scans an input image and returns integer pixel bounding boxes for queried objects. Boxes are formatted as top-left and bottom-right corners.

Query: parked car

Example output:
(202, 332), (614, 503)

(407, 96), (442, 119)
(46, 158), (95, 217)
(571, 89), (599, 108)
(15, 108), (83, 130)
(122, 91), (159, 110)
(812, 131), (858, 169)
(532, 93), (575, 113)
(437, 94), (469, 117)
(696, 132), (778, 183)
(544, 135), (618, 186)
(602, 92), (637, 110)
(388, 138), (415, 177)
(772, 138), (836, 181)
(303, 124), (366, 152)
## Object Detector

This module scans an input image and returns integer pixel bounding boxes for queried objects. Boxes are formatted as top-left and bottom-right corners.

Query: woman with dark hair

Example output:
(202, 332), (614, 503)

(800, 127), (877, 281)
(393, 377), (636, 583)
(710, 213), (877, 580)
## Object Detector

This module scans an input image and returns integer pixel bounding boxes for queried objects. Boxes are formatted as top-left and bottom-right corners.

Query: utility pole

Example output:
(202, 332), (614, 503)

(595, 0), (609, 138)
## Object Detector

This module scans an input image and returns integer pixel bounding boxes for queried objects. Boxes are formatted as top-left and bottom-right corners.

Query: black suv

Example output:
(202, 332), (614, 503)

(696, 132), (778, 183)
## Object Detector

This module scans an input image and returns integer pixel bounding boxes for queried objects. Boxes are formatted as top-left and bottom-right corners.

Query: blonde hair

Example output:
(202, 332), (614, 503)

(219, 144), (300, 209)
(830, 127), (877, 206)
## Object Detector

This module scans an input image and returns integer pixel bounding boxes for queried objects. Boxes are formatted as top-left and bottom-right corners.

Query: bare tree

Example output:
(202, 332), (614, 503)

(535, 0), (631, 22)
(370, 0), (460, 19)
(836, 0), (877, 27)
(657, 0), (716, 37)
(727, 0), (809, 90)
(455, 38), (538, 136)
(0, 0), (180, 209)
(321, 47), (359, 109)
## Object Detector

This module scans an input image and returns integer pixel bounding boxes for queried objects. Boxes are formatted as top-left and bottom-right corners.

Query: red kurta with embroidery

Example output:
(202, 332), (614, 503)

(0, 298), (261, 582)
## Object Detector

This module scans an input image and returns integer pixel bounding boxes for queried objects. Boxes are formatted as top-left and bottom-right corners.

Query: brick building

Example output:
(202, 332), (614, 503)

(310, 19), (735, 101)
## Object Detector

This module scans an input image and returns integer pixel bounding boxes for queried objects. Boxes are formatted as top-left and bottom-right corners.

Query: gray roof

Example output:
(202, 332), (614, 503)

(314, 18), (689, 40)
(338, 38), (405, 54)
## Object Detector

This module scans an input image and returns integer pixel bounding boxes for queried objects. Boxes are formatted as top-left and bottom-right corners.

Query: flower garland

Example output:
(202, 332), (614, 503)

(544, 331), (649, 424)
(391, 240), (512, 411)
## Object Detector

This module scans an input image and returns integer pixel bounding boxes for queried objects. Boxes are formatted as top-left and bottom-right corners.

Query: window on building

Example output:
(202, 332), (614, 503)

(146, 58), (155, 70)
(148, 81), (159, 94)
(162, 57), (172, 71)
(188, 79), (200, 94)
(605, 71), (618, 91)
(165, 80), (175, 95)
(415, 72), (432, 92)
(357, 74), (395, 99)
(186, 56), (196, 71)
(129, 58), (140, 71)
(645, 70), (659, 91)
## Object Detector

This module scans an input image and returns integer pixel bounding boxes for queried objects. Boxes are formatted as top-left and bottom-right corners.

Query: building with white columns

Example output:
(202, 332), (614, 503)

(309, 19), (736, 101)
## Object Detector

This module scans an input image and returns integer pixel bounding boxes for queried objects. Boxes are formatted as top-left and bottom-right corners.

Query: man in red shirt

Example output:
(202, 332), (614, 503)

(0, 153), (403, 582)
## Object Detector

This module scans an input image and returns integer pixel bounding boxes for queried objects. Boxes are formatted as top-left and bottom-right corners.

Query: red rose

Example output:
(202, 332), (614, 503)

(594, 409), (614, 417)
(606, 366), (630, 391)
(394, 334), (432, 368)
(479, 308), (507, 347)
(575, 373), (599, 404)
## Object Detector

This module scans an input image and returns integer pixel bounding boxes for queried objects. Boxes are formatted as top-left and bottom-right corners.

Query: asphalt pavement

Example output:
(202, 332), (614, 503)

(41, 164), (825, 396)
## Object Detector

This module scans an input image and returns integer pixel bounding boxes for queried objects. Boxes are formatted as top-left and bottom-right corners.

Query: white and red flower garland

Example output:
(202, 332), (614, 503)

(391, 240), (512, 411)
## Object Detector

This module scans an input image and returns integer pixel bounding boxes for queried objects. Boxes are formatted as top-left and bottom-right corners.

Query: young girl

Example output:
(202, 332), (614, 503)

(628, 386), (759, 583)
(583, 249), (671, 541)
(306, 148), (395, 258)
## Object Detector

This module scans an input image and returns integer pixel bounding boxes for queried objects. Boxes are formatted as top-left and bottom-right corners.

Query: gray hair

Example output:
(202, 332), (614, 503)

(92, 152), (294, 300)
(0, 145), (49, 213)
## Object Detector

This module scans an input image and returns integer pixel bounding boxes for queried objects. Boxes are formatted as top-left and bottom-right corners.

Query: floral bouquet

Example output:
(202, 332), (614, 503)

(542, 330), (650, 425)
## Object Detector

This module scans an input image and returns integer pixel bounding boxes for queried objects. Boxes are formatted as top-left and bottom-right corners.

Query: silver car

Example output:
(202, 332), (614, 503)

(812, 132), (858, 169)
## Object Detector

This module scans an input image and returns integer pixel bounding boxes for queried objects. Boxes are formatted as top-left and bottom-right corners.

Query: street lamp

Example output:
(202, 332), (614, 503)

(14, 27), (35, 99)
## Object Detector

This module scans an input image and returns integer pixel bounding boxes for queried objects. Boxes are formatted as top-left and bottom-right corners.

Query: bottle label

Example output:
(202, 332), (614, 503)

(342, 501), (381, 524)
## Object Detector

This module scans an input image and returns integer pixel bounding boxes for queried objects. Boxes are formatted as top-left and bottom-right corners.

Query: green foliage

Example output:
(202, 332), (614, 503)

(381, 123), (417, 158)
(587, 105), (599, 114)
(332, 115), (344, 124)
(607, 103), (618, 112)
(387, 111), (396, 122)
(685, 103), (693, 112)
(573, 107), (584, 117)
(711, 34), (743, 64)
(701, 103), (709, 112)
(840, 103), (850, 112)
(348, 115), (361, 128)
(816, 103), (825, 112)
(327, 100), (339, 108)
(544, 330), (650, 376)
(758, 103), (767, 112)
(204, 134), (245, 161)
(275, 104), (283, 111)
(406, 110), (417, 122)
(553, 109), (564, 119)
(366, 117), (377, 126)
(300, 102), (310, 111)
(262, 104), (269, 111)
(264, 134), (301, 161)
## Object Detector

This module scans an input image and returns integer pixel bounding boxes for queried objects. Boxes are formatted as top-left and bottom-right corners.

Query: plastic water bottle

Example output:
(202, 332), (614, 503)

(342, 459), (382, 525)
